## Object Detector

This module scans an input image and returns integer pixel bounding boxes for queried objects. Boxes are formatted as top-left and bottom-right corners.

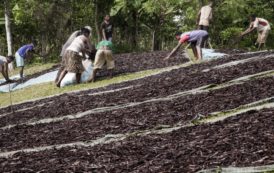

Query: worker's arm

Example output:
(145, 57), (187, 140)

(24, 50), (33, 64)
(27, 48), (45, 59)
(86, 37), (92, 52)
(81, 37), (93, 59)
(164, 42), (183, 60)
(33, 52), (44, 57)
(241, 23), (256, 37)
(102, 28), (106, 40)
(209, 10), (213, 21)
(83, 37), (92, 53)
(111, 24), (114, 39)
(2, 63), (10, 81)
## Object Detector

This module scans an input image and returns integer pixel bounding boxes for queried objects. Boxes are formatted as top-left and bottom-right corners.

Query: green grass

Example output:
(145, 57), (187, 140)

(185, 49), (196, 62)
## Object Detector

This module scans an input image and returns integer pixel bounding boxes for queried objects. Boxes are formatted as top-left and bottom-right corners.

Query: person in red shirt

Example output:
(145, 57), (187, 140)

(240, 15), (271, 50)
(165, 30), (208, 61)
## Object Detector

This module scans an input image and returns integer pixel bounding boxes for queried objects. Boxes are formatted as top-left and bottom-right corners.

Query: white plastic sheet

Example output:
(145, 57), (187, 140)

(202, 48), (226, 59)
(60, 59), (93, 87)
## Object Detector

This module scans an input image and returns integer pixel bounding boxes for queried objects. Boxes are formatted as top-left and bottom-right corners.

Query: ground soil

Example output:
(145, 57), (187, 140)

(1, 108), (274, 172)
(0, 75), (274, 152)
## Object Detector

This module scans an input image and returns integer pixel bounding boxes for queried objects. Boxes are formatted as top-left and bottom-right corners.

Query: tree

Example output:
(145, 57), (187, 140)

(0, 0), (272, 60)
(111, 0), (145, 49)
(4, 0), (13, 70)
(141, 0), (183, 50)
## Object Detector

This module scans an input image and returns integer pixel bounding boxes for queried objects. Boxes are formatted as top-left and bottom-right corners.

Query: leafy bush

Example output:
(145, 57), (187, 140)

(220, 27), (260, 50)
(220, 27), (243, 44)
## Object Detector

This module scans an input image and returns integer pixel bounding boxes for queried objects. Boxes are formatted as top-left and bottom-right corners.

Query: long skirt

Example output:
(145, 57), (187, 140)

(64, 50), (85, 73)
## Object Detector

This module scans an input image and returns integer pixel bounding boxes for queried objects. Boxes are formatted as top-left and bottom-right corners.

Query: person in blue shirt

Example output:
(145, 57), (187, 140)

(15, 43), (35, 78)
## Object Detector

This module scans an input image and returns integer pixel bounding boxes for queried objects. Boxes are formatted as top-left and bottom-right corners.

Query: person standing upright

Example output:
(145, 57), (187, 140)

(101, 15), (114, 41)
(197, 2), (213, 31)
(197, 2), (213, 48)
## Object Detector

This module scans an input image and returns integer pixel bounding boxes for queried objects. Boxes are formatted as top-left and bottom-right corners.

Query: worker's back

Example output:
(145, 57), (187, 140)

(199, 5), (212, 26)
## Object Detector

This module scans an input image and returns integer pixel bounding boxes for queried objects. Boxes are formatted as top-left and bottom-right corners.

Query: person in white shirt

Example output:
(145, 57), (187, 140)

(56, 28), (92, 87)
(0, 55), (15, 82)
(59, 26), (92, 58)
(197, 2), (213, 31)
(55, 26), (92, 84)
(240, 15), (271, 50)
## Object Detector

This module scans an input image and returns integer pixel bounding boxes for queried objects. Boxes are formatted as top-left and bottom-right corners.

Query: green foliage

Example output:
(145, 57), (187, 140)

(0, 0), (274, 58)
(220, 27), (243, 43)
(0, 17), (5, 25)
(112, 42), (132, 54)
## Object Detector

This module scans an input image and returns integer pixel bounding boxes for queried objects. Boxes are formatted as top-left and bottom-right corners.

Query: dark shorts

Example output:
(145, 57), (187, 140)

(199, 25), (209, 31)
(191, 35), (209, 48)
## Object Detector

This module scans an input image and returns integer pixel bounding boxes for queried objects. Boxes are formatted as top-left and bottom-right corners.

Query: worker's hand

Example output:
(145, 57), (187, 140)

(237, 34), (244, 42)
(239, 33), (244, 38)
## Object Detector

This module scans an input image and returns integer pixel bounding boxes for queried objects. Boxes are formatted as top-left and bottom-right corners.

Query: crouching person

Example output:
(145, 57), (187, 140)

(15, 43), (35, 79)
(0, 55), (15, 82)
(88, 40), (114, 82)
(165, 30), (208, 61)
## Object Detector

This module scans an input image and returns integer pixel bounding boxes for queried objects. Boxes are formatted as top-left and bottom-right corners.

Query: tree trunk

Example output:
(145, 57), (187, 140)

(152, 30), (156, 51)
(131, 11), (138, 49)
(4, 0), (14, 70)
(152, 28), (160, 51)
(4, 1), (12, 56)
(94, 0), (101, 42)
(41, 33), (48, 62)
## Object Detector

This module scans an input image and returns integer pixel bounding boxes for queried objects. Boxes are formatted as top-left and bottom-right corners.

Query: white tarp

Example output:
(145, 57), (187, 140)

(0, 59), (93, 92)
(202, 48), (227, 59)
(60, 59), (93, 87)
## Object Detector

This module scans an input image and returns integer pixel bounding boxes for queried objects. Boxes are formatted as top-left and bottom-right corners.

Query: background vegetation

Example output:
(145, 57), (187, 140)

(0, 0), (273, 62)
